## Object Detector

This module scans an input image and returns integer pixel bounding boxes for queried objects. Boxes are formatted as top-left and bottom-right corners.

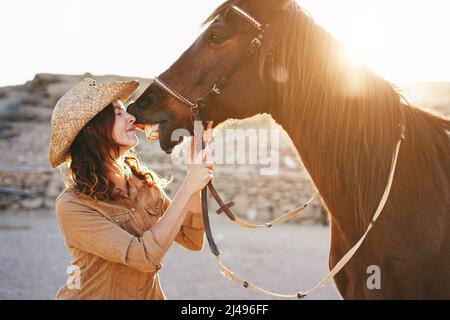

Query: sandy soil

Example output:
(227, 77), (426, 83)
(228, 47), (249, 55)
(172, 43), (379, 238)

(0, 210), (340, 300)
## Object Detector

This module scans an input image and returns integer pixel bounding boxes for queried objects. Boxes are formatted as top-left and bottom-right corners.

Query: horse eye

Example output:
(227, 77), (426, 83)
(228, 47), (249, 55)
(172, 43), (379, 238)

(208, 33), (226, 46)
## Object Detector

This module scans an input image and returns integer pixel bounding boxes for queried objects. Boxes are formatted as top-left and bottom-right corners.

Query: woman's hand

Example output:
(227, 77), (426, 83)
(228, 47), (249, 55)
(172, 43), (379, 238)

(182, 121), (214, 196)
(183, 161), (213, 196)
(185, 121), (213, 169)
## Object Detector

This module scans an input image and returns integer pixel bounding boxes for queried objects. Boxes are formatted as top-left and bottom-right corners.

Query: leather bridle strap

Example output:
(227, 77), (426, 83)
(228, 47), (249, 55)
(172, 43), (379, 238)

(153, 77), (198, 109)
(230, 5), (263, 30)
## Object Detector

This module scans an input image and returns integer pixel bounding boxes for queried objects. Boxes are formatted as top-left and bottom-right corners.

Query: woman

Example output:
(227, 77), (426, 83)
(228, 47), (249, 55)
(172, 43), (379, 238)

(48, 77), (213, 299)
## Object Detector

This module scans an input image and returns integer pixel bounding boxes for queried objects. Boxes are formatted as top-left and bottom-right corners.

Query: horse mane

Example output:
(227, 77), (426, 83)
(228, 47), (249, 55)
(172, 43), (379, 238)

(205, 0), (450, 230)
(261, 2), (450, 230)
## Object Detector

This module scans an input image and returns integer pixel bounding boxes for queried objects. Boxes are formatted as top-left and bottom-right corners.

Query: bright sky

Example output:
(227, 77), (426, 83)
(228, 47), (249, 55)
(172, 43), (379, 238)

(1, 0), (449, 87)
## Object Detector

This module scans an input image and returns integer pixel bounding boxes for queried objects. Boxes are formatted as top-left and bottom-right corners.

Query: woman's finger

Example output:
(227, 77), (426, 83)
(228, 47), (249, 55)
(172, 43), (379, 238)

(191, 121), (213, 148)
(192, 146), (206, 164)
(190, 135), (195, 162)
(203, 121), (213, 144)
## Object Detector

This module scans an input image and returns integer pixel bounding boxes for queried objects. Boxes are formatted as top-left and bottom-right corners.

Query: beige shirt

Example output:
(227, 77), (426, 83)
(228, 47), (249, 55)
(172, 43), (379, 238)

(54, 173), (204, 300)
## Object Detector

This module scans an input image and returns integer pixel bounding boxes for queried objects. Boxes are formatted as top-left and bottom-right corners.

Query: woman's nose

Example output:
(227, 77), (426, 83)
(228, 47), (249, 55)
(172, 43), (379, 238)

(127, 112), (136, 124)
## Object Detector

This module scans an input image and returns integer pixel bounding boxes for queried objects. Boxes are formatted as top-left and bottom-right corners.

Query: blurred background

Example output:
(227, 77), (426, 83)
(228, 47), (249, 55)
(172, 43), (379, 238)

(0, 0), (448, 300)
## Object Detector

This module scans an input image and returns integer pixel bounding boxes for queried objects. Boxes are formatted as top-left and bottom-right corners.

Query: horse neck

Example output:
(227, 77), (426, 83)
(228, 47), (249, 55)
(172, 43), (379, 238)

(269, 88), (401, 243)
(258, 1), (450, 260)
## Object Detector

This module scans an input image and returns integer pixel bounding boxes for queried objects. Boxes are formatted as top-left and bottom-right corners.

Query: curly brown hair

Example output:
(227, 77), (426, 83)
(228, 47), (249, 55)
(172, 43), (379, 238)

(66, 103), (170, 201)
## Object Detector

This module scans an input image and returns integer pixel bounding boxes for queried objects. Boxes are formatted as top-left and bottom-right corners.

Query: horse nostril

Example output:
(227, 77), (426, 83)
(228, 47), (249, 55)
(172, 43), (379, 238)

(138, 93), (158, 109)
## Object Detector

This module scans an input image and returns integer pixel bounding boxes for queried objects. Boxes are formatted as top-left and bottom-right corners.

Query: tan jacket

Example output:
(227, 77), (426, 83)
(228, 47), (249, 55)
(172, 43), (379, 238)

(54, 173), (204, 300)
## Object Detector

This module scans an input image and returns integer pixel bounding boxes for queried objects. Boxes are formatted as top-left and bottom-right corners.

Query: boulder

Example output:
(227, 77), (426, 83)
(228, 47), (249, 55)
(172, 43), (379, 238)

(20, 197), (44, 210)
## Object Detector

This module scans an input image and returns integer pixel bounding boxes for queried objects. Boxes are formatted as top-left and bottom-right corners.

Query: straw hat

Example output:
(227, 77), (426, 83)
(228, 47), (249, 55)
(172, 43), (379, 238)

(49, 77), (140, 168)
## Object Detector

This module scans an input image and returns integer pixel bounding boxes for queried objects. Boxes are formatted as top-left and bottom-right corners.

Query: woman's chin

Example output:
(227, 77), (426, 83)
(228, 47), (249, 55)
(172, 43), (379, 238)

(123, 137), (139, 150)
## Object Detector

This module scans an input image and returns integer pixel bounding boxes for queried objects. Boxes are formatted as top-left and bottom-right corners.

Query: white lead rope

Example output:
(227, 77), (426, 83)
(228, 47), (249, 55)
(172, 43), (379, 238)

(215, 125), (406, 298)
(231, 190), (319, 229)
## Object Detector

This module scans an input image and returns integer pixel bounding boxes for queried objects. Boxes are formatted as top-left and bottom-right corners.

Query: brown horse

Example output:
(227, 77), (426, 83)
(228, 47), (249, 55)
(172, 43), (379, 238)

(127, 0), (450, 299)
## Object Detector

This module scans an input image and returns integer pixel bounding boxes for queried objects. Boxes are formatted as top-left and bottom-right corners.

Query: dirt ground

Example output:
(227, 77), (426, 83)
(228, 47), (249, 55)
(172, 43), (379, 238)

(0, 210), (340, 300)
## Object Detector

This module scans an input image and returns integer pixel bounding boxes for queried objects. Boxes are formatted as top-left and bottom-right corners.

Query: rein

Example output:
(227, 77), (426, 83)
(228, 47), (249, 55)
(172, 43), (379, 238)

(152, 4), (407, 299)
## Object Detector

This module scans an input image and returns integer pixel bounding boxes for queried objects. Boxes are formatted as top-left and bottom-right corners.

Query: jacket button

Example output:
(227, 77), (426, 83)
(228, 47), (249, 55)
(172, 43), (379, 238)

(131, 208), (135, 211)
(138, 287), (143, 291)
(115, 219), (119, 223)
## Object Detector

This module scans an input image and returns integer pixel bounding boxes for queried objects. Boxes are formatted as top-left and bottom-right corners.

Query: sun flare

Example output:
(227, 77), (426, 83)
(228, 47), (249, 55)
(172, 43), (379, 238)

(299, 0), (450, 82)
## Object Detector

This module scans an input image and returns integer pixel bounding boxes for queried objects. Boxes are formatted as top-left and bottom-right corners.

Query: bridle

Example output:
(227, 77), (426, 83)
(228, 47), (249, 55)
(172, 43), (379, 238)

(150, 4), (407, 299)
(153, 4), (267, 124)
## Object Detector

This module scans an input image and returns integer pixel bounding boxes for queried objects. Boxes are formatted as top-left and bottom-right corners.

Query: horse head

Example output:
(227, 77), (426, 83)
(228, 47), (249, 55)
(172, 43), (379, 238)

(127, 0), (291, 153)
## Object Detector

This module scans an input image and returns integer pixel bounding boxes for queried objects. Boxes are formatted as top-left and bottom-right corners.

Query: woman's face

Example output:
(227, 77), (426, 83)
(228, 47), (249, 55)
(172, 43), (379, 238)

(112, 100), (138, 155)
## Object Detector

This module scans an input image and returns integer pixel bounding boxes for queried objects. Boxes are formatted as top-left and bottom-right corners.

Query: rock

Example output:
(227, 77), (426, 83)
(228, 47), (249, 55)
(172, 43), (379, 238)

(0, 99), (51, 122)
(45, 171), (65, 199)
(0, 100), (21, 120)
(46, 82), (78, 105)
(21, 105), (53, 122)
(0, 186), (36, 197)
(0, 85), (55, 122)
(231, 194), (250, 217)
(8, 202), (21, 211)
(283, 155), (299, 168)
(245, 207), (258, 221)
(255, 194), (271, 209)
(0, 194), (20, 210)
(0, 123), (20, 139)
(19, 197), (44, 210)
(28, 74), (63, 91)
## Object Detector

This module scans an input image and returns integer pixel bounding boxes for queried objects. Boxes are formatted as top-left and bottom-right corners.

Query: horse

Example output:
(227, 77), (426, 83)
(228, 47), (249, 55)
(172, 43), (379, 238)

(127, 0), (450, 299)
